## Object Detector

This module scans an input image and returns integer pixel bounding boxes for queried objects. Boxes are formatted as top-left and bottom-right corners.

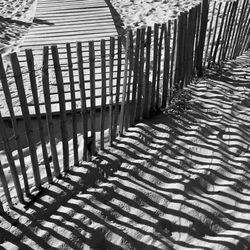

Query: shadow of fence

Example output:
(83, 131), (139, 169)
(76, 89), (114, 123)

(0, 0), (250, 211)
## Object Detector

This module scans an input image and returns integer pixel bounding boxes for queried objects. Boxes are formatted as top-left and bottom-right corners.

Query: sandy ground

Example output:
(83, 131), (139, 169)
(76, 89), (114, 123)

(0, 0), (37, 68)
(109, 0), (201, 29)
(1, 50), (250, 249)
(1, 0), (250, 249)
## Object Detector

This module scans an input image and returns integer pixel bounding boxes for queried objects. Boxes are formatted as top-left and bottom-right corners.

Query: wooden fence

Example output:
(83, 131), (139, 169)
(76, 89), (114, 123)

(1, 0), (250, 211)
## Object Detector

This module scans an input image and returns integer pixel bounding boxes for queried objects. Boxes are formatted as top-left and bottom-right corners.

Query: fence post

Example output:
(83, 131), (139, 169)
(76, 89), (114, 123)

(42, 46), (61, 177)
(11, 53), (41, 188)
(0, 55), (30, 196)
(77, 42), (88, 161)
(25, 49), (53, 183)
(66, 43), (78, 166)
(196, 0), (209, 76)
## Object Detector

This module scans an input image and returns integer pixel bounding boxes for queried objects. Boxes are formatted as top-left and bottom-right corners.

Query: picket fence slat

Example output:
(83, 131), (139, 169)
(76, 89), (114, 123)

(143, 26), (152, 117)
(0, 55), (30, 196)
(89, 41), (96, 155)
(136, 27), (146, 121)
(113, 36), (122, 138)
(42, 46), (61, 177)
(77, 42), (88, 161)
(108, 37), (115, 145)
(150, 24), (159, 114)
(162, 21), (170, 108)
(26, 49), (53, 183)
(52, 45), (69, 172)
(130, 28), (141, 126)
(11, 53), (41, 188)
(100, 39), (106, 150)
(125, 30), (134, 130)
(0, 112), (23, 203)
(66, 43), (79, 166)
(119, 33), (130, 136)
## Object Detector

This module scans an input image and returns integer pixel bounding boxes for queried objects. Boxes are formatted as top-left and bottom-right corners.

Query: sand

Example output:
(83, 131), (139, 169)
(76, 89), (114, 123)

(0, 0), (37, 69)
(1, 50), (250, 249)
(1, 0), (250, 249)
(109, 0), (201, 29)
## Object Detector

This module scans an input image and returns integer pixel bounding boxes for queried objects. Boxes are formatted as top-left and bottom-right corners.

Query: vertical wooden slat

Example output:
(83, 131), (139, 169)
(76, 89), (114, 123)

(239, 3), (250, 54)
(223, 0), (238, 60)
(77, 42), (88, 161)
(170, 19), (177, 103)
(196, 0), (209, 76)
(208, 2), (222, 67)
(136, 26), (146, 121)
(162, 21), (170, 108)
(113, 36), (122, 138)
(194, 3), (201, 73)
(42, 46), (61, 177)
(174, 14), (182, 92)
(108, 37), (115, 145)
(218, 2), (232, 63)
(212, 2), (228, 64)
(204, 1), (216, 67)
(130, 29), (141, 125)
(119, 32), (130, 136)
(0, 55), (30, 196)
(143, 26), (152, 118)
(240, 16), (250, 54)
(235, 0), (250, 56)
(180, 13), (188, 88)
(66, 43), (78, 166)
(125, 30), (134, 130)
(156, 24), (164, 110)
(51, 46), (69, 172)
(150, 23), (159, 115)
(88, 41), (96, 155)
(25, 49), (53, 183)
(232, 0), (248, 58)
(100, 39), (106, 150)
(228, 0), (243, 59)
(187, 7), (196, 84)
(0, 159), (13, 208)
(0, 112), (23, 203)
(11, 53), (41, 188)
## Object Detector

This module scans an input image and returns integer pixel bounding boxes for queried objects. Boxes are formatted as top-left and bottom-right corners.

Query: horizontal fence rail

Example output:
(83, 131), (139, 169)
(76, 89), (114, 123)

(0, 0), (250, 210)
